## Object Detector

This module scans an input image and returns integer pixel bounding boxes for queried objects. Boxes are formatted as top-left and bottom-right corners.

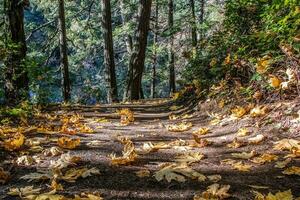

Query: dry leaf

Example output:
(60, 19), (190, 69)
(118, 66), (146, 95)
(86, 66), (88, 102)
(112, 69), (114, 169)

(250, 106), (268, 117)
(283, 166), (300, 176)
(8, 186), (42, 197)
(237, 128), (250, 137)
(207, 175), (222, 183)
(140, 142), (169, 153)
(198, 184), (231, 199)
(43, 147), (64, 157)
(175, 152), (204, 164)
(4, 133), (25, 151)
(110, 138), (137, 165)
(167, 122), (193, 132)
(135, 169), (151, 178)
(231, 106), (247, 118)
(50, 153), (81, 169)
(251, 153), (278, 164)
(61, 167), (100, 182)
(20, 171), (52, 182)
(231, 151), (256, 159)
(118, 109), (134, 125)
(193, 127), (210, 136)
(155, 163), (206, 183)
(273, 139), (300, 151)
(248, 134), (265, 144)
(57, 137), (80, 149)
(252, 189), (294, 200)
(232, 161), (252, 172)
(227, 138), (245, 148)
(269, 75), (281, 88)
(275, 158), (292, 169)
(0, 167), (10, 184)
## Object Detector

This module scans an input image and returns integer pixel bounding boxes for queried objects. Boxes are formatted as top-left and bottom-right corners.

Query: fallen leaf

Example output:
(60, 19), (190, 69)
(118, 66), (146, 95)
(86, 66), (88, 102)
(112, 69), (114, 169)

(61, 167), (100, 182)
(43, 147), (64, 157)
(20, 171), (52, 182)
(248, 134), (265, 144)
(110, 137), (137, 165)
(237, 128), (250, 137)
(155, 163), (206, 183)
(273, 139), (300, 151)
(193, 127), (210, 136)
(269, 75), (281, 88)
(197, 184), (231, 199)
(252, 189), (295, 200)
(250, 106), (268, 117)
(251, 153), (278, 164)
(231, 106), (247, 118)
(140, 142), (169, 153)
(8, 186), (42, 197)
(231, 151), (256, 159)
(0, 167), (10, 184)
(227, 138), (245, 148)
(175, 152), (204, 164)
(135, 169), (151, 178)
(167, 122), (193, 132)
(207, 175), (222, 183)
(4, 133), (25, 151)
(57, 137), (80, 149)
(275, 158), (292, 169)
(50, 153), (81, 169)
(283, 166), (300, 176)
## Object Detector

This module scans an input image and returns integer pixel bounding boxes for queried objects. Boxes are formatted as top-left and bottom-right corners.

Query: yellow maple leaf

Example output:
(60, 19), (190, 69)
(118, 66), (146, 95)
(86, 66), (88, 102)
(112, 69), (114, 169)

(4, 133), (25, 151)
(269, 75), (281, 88)
(199, 184), (231, 199)
(231, 106), (247, 118)
(253, 189), (295, 200)
(256, 56), (271, 74)
(283, 166), (300, 176)
(193, 127), (210, 136)
(167, 122), (193, 132)
(110, 138), (137, 165)
(250, 106), (268, 117)
(231, 150), (256, 159)
(57, 137), (80, 149)
(251, 153), (278, 164)
(117, 109), (134, 125)
(273, 139), (300, 151)
(237, 128), (250, 137)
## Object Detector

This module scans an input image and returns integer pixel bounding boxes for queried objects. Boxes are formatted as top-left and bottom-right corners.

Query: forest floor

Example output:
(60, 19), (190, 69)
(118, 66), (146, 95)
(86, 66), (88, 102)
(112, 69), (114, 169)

(1, 95), (300, 200)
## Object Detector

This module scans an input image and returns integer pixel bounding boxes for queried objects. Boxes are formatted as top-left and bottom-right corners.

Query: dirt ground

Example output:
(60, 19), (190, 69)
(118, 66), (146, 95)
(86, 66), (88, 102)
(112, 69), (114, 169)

(1, 98), (300, 200)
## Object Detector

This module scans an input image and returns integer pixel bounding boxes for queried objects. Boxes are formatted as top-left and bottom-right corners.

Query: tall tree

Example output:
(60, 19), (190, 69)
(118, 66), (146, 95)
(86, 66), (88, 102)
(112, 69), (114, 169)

(3, 0), (29, 105)
(120, 0), (134, 101)
(199, 0), (205, 42)
(190, 0), (197, 47)
(150, 0), (159, 99)
(127, 0), (152, 100)
(101, 0), (118, 103)
(168, 0), (176, 95)
(58, 0), (71, 102)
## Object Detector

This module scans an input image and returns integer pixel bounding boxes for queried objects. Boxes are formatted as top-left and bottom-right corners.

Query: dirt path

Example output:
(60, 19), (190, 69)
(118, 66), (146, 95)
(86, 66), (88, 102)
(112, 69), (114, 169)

(1, 98), (300, 200)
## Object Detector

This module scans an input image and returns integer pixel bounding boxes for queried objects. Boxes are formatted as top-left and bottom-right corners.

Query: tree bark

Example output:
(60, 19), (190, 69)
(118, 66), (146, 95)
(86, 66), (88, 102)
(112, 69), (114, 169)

(150, 0), (159, 99)
(190, 0), (197, 47)
(58, 0), (71, 102)
(120, 0), (134, 101)
(101, 0), (118, 103)
(199, 0), (205, 42)
(168, 0), (176, 95)
(4, 0), (29, 105)
(128, 0), (152, 101)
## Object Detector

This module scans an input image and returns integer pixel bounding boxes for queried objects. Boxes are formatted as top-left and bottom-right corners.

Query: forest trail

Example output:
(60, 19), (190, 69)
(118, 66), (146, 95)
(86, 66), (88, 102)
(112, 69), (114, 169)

(1, 96), (300, 200)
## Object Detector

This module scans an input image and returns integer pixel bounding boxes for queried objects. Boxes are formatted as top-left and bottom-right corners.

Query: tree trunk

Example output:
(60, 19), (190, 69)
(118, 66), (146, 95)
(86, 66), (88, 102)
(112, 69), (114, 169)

(150, 0), (158, 99)
(101, 0), (118, 103)
(199, 0), (205, 42)
(168, 0), (176, 95)
(58, 0), (71, 102)
(128, 0), (152, 101)
(190, 0), (197, 47)
(4, 0), (29, 105)
(120, 0), (134, 101)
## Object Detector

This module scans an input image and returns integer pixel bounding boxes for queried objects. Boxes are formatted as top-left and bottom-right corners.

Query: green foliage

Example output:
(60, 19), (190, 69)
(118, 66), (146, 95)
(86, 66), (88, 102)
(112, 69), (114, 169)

(184, 0), (299, 91)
